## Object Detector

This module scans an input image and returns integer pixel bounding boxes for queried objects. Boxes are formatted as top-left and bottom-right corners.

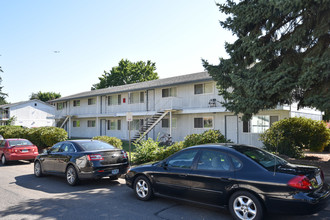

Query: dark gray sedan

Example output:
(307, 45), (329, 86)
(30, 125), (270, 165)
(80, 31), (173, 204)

(34, 140), (129, 186)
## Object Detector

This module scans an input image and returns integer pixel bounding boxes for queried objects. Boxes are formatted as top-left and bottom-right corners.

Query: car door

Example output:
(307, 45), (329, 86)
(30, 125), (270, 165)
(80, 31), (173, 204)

(186, 149), (236, 206)
(54, 143), (76, 173)
(41, 143), (62, 172)
(152, 149), (199, 197)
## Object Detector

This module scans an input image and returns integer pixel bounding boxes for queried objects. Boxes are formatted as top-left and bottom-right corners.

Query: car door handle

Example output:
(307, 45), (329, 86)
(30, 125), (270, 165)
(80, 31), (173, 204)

(179, 174), (187, 178)
(219, 177), (231, 182)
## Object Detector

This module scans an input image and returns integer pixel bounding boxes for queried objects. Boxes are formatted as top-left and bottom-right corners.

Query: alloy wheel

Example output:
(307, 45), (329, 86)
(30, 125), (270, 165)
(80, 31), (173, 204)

(135, 179), (149, 198)
(233, 195), (257, 220)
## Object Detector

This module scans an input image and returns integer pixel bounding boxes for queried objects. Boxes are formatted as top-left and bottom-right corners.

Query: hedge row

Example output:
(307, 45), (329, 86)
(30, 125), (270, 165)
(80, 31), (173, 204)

(133, 130), (231, 164)
(260, 117), (330, 158)
(0, 126), (68, 151)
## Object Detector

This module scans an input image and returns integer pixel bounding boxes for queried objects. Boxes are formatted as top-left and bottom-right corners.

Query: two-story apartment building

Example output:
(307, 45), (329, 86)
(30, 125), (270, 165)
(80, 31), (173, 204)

(50, 72), (322, 147)
(0, 100), (55, 128)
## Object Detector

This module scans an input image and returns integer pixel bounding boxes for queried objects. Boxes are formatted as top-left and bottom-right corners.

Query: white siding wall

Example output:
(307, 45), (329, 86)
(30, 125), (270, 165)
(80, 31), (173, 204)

(10, 101), (55, 128)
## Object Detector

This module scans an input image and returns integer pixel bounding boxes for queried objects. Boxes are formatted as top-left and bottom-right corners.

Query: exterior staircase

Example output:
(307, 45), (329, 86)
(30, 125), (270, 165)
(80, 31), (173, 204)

(56, 115), (70, 128)
(132, 110), (170, 143)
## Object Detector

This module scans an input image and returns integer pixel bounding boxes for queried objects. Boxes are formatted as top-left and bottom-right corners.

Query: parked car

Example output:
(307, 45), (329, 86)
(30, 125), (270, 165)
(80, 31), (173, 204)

(0, 138), (39, 165)
(34, 140), (129, 186)
(125, 144), (329, 220)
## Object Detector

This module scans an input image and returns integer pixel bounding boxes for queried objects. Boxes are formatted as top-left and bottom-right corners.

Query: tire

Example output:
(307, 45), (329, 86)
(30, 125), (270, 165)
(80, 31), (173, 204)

(1, 154), (7, 165)
(34, 161), (43, 177)
(229, 191), (264, 220)
(66, 165), (79, 186)
(133, 176), (153, 201)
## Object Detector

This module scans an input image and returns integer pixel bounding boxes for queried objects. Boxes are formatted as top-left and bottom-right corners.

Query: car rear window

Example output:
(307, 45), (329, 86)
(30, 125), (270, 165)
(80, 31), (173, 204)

(8, 140), (33, 147)
(233, 146), (287, 170)
(78, 141), (116, 151)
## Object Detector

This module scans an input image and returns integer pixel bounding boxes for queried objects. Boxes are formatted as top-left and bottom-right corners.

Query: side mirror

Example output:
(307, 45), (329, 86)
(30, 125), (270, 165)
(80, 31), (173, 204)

(161, 161), (168, 169)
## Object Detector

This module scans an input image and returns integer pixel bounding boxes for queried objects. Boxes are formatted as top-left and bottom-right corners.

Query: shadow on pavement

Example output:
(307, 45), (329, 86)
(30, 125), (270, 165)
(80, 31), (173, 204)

(15, 174), (120, 194)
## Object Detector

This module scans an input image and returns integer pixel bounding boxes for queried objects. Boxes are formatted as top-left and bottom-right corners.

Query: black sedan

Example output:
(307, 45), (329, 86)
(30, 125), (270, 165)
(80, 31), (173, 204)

(125, 144), (329, 220)
(34, 140), (129, 186)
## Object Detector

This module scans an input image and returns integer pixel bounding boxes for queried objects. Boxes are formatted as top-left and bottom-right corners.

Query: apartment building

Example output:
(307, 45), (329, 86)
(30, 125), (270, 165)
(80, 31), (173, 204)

(50, 72), (322, 147)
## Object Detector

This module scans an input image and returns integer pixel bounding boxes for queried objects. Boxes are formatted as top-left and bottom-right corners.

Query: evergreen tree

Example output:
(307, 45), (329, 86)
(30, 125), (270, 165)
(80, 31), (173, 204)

(92, 59), (159, 90)
(203, 0), (330, 120)
(0, 66), (8, 105)
(30, 91), (61, 102)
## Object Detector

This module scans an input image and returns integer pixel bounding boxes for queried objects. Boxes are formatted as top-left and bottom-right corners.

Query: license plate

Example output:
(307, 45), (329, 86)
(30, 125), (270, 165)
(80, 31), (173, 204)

(112, 169), (119, 175)
(21, 149), (28, 153)
(316, 174), (322, 185)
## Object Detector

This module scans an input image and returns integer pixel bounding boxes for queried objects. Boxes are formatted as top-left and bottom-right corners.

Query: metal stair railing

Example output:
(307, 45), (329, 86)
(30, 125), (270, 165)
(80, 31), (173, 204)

(132, 110), (169, 143)
(60, 115), (70, 128)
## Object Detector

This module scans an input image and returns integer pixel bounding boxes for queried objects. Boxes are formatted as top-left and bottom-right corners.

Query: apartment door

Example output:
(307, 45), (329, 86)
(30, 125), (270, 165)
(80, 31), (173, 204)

(100, 119), (106, 136)
(147, 89), (155, 111)
(225, 115), (238, 143)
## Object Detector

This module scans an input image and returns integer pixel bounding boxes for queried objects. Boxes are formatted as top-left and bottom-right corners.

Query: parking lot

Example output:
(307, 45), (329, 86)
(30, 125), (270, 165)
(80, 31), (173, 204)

(0, 162), (329, 220)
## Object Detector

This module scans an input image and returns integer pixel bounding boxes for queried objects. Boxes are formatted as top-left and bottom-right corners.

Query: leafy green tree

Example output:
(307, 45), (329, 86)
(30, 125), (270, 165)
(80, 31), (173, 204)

(30, 91), (61, 102)
(92, 59), (159, 90)
(0, 66), (8, 105)
(203, 0), (330, 120)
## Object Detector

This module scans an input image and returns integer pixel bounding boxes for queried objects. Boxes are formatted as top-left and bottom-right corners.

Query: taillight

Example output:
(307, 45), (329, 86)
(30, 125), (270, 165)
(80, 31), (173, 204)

(122, 150), (128, 159)
(87, 154), (104, 161)
(288, 175), (312, 190)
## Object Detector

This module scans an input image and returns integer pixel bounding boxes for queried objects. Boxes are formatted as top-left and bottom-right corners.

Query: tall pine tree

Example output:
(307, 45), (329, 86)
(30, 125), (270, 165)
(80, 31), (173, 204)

(203, 0), (330, 120)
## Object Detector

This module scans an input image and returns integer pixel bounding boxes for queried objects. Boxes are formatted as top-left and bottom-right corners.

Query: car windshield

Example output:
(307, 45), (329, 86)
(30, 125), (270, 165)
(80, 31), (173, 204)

(78, 141), (115, 151)
(233, 146), (288, 170)
(8, 140), (33, 147)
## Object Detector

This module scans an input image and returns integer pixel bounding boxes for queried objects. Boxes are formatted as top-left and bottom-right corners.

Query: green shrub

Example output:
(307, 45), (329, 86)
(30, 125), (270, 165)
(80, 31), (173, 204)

(157, 141), (185, 161)
(133, 138), (162, 164)
(183, 129), (230, 148)
(92, 136), (123, 149)
(0, 125), (25, 139)
(260, 117), (330, 158)
(0, 126), (68, 151)
(41, 127), (68, 148)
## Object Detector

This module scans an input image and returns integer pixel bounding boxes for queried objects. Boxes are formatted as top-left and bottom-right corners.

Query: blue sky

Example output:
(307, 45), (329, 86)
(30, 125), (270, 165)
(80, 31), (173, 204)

(0, 0), (233, 103)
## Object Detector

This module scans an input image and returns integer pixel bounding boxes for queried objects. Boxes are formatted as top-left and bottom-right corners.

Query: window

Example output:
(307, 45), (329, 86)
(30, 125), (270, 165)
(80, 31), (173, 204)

(129, 92), (144, 104)
(0, 140), (5, 148)
(107, 119), (121, 130)
(87, 120), (96, 127)
(194, 82), (213, 94)
(194, 117), (213, 128)
(162, 118), (177, 128)
(73, 100), (80, 107)
(73, 120), (80, 127)
(130, 119), (144, 130)
(243, 115), (279, 133)
(57, 103), (63, 110)
(49, 143), (62, 153)
(59, 143), (76, 153)
(162, 88), (177, 98)
(167, 149), (198, 169)
(88, 98), (96, 105)
(108, 95), (121, 106)
(196, 150), (231, 171)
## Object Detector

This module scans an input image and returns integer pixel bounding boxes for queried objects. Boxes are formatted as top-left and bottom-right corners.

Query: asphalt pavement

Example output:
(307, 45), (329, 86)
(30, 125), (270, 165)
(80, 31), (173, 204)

(0, 162), (329, 220)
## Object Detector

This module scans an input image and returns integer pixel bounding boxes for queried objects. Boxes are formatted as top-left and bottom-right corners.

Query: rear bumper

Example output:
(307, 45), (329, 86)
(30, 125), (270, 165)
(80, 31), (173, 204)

(7, 153), (38, 161)
(266, 183), (330, 215)
(78, 164), (129, 179)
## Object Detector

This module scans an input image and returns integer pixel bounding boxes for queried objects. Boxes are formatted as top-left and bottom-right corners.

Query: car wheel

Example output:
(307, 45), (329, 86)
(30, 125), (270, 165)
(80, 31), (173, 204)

(1, 154), (7, 165)
(34, 161), (43, 177)
(66, 165), (79, 186)
(134, 176), (153, 201)
(229, 191), (264, 220)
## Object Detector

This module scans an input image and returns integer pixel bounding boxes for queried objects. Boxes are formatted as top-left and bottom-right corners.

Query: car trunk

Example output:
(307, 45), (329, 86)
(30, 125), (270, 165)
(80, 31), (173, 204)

(277, 163), (324, 188)
(86, 149), (128, 167)
(9, 145), (37, 154)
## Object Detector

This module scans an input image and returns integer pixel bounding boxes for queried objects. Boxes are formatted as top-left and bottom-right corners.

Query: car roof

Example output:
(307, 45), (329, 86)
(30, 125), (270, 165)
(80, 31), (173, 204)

(5, 138), (29, 141)
(185, 143), (261, 153)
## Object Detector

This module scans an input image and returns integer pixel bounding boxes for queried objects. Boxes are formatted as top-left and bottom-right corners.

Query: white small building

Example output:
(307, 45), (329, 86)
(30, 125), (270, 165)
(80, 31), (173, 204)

(0, 100), (55, 128)
(50, 72), (323, 147)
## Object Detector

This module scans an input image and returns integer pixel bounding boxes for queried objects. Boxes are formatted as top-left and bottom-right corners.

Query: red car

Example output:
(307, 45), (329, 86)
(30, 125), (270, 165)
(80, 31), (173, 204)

(0, 138), (39, 165)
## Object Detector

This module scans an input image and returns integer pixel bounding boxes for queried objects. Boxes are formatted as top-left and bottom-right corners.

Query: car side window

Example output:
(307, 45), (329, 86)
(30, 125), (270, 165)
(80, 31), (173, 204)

(167, 149), (198, 169)
(49, 143), (62, 153)
(0, 140), (5, 148)
(59, 143), (76, 153)
(230, 156), (243, 170)
(196, 150), (231, 171)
